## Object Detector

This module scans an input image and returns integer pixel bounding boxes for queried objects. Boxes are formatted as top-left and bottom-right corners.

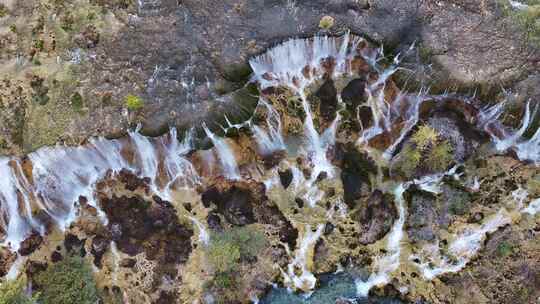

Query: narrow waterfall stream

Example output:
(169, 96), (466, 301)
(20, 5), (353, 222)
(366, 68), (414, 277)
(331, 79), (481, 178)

(0, 32), (538, 304)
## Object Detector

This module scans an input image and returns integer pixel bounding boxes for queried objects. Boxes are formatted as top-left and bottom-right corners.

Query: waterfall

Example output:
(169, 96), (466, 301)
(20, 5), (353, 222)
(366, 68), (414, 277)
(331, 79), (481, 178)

(249, 33), (361, 182)
(0, 127), (199, 251)
(523, 198), (540, 215)
(410, 210), (511, 280)
(110, 241), (121, 283)
(202, 123), (241, 180)
(282, 224), (325, 292)
(480, 101), (540, 164)
(252, 98), (286, 155)
(0, 159), (35, 250)
(188, 216), (210, 246)
(158, 128), (200, 199)
(355, 184), (406, 297)
(128, 126), (159, 190)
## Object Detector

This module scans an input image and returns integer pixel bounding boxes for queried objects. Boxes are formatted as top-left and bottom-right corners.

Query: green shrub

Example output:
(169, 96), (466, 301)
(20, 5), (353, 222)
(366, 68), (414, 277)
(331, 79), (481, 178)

(0, 277), (37, 304)
(212, 271), (236, 289)
(396, 125), (454, 177)
(71, 92), (84, 111)
(319, 15), (335, 30)
(125, 94), (144, 111)
(0, 4), (8, 18)
(499, 0), (540, 46)
(35, 255), (100, 304)
(497, 241), (514, 257)
(412, 125), (439, 150)
(206, 226), (267, 273)
(207, 239), (241, 273)
(514, 4), (540, 45)
(427, 141), (453, 172)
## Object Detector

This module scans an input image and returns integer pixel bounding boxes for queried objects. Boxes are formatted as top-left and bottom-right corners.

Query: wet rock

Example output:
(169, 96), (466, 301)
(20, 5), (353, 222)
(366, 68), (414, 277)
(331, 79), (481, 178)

(278, 168), (293, 189)
(405, 188), (439, 243)
(207, 212), (223, 231)
(317, 79), (338, 123)
(118, 169), (150, 192)
(34, 210), (54, 233)
(25, 260), (47, 279)
(262, 150), (286, 169)
(353, 190), (398, 245)
(295, 197), (304, 209)
(201, 180), (260, 226)
(341, 78), (367, 110)
(324, 222), (335, 236)
(420, 98), (488, 161)
(0, 249), (17, 277)
(64, 233), (85, 254)
(18, 231), (43, 256)
(155, 291), (177, 304)
(340, 144), (377, 208)
(51, 251), (63, 263)
(91, 236), (110, 268)
(439, 184), (471, 216)
(99, 194), (193, 264)
(120, 258), (136, 268)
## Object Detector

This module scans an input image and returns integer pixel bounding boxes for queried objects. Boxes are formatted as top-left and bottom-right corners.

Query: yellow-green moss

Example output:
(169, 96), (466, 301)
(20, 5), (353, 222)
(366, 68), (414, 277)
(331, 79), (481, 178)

(319, 15), (335, 30)
(125, 94), (144, 110)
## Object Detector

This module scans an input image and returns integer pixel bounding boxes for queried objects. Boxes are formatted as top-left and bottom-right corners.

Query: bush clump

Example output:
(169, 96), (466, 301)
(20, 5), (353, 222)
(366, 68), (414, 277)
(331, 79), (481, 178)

(499, 0), (540, 46)
(205, 225), (267, 299)
(206, 226), (267, 273)
(124, 94), (144, 111)
(35, 255), (100, 304)
(0, 277), (37, 304)
(319, 15), (335, 30)
(395, 125), (454, 177)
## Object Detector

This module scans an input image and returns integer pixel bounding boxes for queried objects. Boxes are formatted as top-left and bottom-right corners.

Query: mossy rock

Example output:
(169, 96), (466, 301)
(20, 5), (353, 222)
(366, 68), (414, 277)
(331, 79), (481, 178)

(222, 62), (253, 83)
(70, 92), (84, 112)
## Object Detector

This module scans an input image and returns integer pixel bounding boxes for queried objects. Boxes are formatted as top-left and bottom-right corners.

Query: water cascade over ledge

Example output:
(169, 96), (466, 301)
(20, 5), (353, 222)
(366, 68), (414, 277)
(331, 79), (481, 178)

(0, 32), (538, 303)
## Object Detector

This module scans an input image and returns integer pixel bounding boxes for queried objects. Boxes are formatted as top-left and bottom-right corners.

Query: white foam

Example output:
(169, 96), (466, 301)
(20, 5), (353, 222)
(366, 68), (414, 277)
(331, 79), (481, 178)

(523, 198), (540, 215)
(410, 210), (511, 280)
(282, 224), (325, 292)
(188, 216), (210, 246)
(356, 184), (407, 297)
(252, 98), (286, 155)
(203, 123), (241, 180)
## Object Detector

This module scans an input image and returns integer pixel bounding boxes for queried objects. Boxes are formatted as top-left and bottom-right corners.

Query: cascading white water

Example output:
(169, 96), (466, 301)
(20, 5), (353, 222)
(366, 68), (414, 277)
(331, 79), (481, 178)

(110, 241), (121, 283)
(410, 210), (511, 280)
(128, 126), (159, 190)
(355, 184), (407, 297)
(250, 33), (361, 182)
(202, 123), (241, 180)
(158, 128), (200, 200)
(0, 158), (36, 250)
(0, 127), (199, 251)
(188, 216), (210, 246)
(480, 101), (540, 164)
(252, 98), (286, 155)
(523, 198), (540, 215)
(281, 224), (325, 293)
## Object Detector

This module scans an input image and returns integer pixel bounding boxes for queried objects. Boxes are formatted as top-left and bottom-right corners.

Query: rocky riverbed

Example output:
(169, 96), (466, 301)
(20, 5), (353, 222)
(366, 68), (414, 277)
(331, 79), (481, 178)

(0, 1), (539, 304)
